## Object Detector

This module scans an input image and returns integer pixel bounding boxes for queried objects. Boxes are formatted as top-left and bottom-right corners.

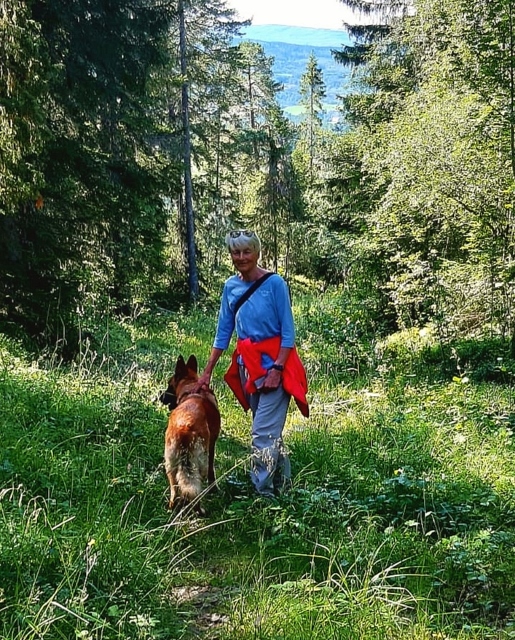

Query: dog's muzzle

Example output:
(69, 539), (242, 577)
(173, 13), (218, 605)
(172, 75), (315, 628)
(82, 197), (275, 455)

(160, 390), (177, 411)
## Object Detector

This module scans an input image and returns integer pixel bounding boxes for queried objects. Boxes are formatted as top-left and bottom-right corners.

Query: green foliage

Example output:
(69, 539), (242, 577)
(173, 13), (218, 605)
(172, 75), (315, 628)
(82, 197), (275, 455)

(0, 350), (183, 638)
(312, 0), (515, 350)
(0, 0), (182, 349)
(8, 4), (515, 634)
(294, 286), (379, 379)
(0, 0), (47, 211)
(3, 300), (515, 638)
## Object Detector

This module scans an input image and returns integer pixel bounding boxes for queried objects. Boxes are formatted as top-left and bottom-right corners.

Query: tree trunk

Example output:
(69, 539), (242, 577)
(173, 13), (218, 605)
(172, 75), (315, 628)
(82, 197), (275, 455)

(179, 0), (199, 301)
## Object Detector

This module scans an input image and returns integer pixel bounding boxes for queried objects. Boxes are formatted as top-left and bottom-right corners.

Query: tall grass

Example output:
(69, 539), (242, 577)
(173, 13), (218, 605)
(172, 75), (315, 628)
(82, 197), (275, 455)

(1, 293), (515, 638)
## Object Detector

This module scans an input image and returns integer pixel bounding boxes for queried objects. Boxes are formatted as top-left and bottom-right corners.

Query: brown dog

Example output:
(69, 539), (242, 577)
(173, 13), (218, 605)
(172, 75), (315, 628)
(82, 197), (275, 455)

(160, 355), (220, 512)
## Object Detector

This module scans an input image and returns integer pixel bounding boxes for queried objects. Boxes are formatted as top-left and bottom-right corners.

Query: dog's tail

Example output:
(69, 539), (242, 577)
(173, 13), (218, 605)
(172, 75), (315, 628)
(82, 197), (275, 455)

(176, 460), (203, 502)
(167, 439), (205, 503)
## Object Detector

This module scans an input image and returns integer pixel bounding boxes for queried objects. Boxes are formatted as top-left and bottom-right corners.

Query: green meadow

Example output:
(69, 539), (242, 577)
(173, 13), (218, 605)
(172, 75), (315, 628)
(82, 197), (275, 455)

(2, 287), (515, 639)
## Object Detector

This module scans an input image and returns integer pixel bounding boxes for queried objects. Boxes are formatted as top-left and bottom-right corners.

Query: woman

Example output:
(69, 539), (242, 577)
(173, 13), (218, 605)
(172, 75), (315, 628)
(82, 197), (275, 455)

(195, 229), (309, 499)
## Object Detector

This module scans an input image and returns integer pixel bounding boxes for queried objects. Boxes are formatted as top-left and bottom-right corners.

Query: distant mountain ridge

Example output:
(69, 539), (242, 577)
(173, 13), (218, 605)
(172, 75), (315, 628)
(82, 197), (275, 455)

(240, 24), (352, 48)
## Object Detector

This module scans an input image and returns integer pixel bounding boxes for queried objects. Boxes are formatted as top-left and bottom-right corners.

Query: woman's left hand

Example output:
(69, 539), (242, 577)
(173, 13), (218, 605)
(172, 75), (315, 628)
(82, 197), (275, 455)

(261, 367), (282, 392)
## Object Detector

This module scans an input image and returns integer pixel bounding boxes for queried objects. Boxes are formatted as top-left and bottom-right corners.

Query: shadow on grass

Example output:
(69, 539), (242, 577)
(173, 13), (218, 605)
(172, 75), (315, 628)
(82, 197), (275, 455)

(283, 374), (515, 625)
(382, 334), (515, 385)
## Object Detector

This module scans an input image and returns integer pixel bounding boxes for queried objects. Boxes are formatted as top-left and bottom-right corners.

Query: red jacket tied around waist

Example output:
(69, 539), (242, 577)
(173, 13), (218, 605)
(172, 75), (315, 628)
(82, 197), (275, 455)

(224, 336), (309, 418)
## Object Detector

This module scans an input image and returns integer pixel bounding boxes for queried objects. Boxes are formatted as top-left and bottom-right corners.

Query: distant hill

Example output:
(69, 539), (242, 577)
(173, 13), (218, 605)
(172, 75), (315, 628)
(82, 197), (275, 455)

(235, 24), (353, 126)
(241, 24), (352, 48)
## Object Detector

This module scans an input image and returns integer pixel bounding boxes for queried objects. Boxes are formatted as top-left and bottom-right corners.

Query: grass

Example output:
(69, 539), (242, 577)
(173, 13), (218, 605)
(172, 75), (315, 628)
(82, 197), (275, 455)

(2, 292), (515, 639)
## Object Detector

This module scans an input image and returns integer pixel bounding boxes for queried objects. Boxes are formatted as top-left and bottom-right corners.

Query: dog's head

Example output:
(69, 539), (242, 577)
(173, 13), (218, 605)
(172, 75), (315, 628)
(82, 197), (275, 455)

(159, 355), (198, 411)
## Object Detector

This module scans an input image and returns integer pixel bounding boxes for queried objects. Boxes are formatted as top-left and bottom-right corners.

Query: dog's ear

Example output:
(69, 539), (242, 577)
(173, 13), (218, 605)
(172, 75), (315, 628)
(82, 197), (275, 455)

(186, 355), (198, 373)
(174, 355), (187, 378)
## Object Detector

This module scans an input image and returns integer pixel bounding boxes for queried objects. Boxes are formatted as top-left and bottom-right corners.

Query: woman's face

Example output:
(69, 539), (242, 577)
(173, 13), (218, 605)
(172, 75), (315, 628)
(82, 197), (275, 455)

(230, 244), (259, 276)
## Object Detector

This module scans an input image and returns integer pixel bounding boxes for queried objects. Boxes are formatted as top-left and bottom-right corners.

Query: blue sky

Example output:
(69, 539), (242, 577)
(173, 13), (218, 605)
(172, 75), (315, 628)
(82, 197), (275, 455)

(225, 0), (356, 30)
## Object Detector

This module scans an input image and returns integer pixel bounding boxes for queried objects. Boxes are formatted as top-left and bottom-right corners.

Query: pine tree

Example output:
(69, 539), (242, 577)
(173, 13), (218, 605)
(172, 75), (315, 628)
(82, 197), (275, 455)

(0, 0), (176, 347)
(299, 52), (326, 181)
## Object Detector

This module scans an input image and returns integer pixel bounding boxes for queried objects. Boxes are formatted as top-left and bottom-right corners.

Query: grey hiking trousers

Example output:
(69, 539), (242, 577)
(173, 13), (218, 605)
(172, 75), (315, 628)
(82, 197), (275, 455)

(240, 366), (291, 497)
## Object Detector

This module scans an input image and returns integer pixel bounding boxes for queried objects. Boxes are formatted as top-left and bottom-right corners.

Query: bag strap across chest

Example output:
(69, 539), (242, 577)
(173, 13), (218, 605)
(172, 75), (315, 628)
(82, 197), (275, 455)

(233, 271), (274, 316)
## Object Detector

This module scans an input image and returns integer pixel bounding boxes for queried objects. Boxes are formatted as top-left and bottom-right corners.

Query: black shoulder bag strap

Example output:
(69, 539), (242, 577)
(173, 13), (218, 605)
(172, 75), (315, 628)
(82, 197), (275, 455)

(233, 272), (275, 316)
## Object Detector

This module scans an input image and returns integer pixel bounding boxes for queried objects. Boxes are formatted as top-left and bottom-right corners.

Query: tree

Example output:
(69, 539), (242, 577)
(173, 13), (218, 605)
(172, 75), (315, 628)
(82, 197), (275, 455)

(235, 41), (282, 162)
(326, 0), (515, 345)
(255, 106), (302, 274)
(178, 0), (199, 301)
(229, 44), (303, 273)
(0, 0), (177, 349)
(335, 0), (408, 67)
(299, 52), (326, 182)
(0, 0), (47, 212)
(154, 0), (246, 297)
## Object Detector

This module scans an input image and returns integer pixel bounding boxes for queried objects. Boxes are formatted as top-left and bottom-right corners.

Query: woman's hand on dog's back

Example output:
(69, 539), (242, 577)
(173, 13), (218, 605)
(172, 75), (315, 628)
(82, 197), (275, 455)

(192, 372), (211, 394)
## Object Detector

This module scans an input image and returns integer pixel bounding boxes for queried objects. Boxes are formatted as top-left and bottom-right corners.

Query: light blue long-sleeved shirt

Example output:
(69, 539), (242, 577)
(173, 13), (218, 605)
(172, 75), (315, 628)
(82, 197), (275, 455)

(213, 274), (295, 365)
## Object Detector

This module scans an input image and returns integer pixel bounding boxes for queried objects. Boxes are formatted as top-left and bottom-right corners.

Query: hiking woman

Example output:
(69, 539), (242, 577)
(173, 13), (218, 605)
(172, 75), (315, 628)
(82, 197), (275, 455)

(195, 229), (308, 499)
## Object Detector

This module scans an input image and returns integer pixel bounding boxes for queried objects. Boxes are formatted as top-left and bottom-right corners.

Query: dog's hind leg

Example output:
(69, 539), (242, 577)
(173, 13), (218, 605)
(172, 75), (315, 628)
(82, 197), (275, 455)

(165, 460), (179, 509)
(207, 413), (221, 486)
(207, 440), (216, 485)
(167, 476), (179, 510)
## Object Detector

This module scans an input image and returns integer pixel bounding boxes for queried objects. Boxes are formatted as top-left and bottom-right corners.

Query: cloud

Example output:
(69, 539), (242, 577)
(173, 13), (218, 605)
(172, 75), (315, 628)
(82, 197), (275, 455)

(226, 0), (356, 30)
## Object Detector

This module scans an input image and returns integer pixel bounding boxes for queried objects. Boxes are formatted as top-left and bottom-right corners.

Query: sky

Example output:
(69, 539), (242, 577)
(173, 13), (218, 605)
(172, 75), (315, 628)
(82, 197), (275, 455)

(225, 0), (358, 30)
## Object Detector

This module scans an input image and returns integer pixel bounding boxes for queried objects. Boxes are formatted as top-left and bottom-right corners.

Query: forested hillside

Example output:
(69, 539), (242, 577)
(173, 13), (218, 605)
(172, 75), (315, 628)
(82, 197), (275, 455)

(3, 0), (515, 637)
(236, 25), (353, 122)
(247, 40), (350, 114)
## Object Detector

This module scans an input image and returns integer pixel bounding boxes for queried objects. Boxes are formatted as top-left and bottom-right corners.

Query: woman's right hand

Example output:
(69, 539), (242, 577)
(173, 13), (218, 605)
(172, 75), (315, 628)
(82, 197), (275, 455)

(193, 371), (212, 392)
(192, 348), (223, 393)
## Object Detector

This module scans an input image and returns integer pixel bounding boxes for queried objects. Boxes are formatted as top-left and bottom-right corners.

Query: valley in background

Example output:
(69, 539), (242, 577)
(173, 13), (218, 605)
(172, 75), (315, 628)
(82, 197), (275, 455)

(237, 24), (354, 126)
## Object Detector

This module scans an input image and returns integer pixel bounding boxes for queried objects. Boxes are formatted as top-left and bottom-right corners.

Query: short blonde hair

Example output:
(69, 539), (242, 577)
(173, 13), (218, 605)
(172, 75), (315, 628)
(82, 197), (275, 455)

(225, 229), (261, 254)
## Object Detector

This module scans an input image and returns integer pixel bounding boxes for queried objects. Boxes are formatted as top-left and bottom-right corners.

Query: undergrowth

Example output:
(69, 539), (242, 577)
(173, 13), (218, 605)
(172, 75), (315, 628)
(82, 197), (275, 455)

(1, 291), (515, 639)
